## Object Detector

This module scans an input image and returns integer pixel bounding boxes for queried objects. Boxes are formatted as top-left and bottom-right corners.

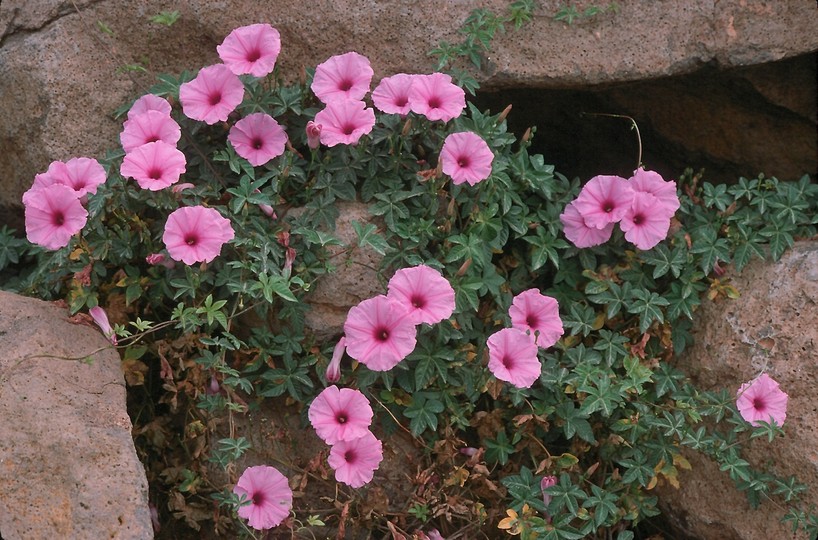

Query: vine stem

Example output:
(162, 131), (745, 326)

(580, 112), (643, 170)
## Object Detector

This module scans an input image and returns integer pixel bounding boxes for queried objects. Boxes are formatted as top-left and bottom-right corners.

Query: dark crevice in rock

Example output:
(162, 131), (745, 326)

(0, 0), (107, 48)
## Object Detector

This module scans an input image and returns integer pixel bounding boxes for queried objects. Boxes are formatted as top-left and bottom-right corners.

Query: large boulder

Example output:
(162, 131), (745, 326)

(0, 291), (153, 539)
(661, 242), (818, 540)
(1, 0), (816, 229)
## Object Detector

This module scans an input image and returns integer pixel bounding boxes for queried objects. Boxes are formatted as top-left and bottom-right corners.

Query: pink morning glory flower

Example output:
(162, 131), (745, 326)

(408, 72), (466, 122)
(572, 175), (634, 230)
(487, 327), (541, 389)
(120, 110), (182, 153)
(306, 121), (322, 149)
(559, 200), (615, 248)
(628, 167), (680, 218)
(26, 157), (107, 201)
(128, 93), (172, 119)
(343, 294), (417, 371)
(308, 385), (373, 444)
(120, 141), (187, 191)
(313, 99), (376, 147)
(508, 289), (564, 349)
(24, 184), (88, 250)
(311, 51), (374, 103)
(233, 465), (292, 530)
(217, 23), (281, 78)
(89, 306), (117, 345)
(736, 373), (789, 427)
(162, 206), (235, 265)
(387, 265), (455, 325)
(228, 112), (287, 166)
(619, 192), (672, 250)
(327, 431), (383, 488)
(179, 64), (245, 125)
(372, 73), (417, 115)
(440, 131), (494, 186)
(325, 337), (346, 383)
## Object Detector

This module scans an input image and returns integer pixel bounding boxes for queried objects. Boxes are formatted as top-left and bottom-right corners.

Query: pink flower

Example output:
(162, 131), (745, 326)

(328, 431), (383, 488)
(233, 465), (293, 530)
(228, 112), (287, 166)
(487, 327), (541, 388)
(408, 73), (465, 122)
(89, 306), (117, 345)
(387, 265), (455, 325)
(314, 99), (376, 147)
(736, 373), (789, 427)
(308, 385), (372, 444)
(217, 23), (281, 78)
(24, 184), (88, 250)
(146, 253), (176, 268)
(26, 158), (107, 201)
(128, 93), (172, 119)
(559, 201), (615, 248)
(343, 295), (417, 371)
(162, 206), (235, 265)
(572, 175), (634, 229)
(120, 110), (181, 153)
(619, 192), (671, 250)
(508, 289), (563, 349)
(628, 168), (680, 217)
(541, 475), (558, 512)
(120, 141), (187, 191)
(325, 337), (346, 383)
(306, 121), (322, 149)
(372, 73), (416, 115)
(311, 51), (374, 103)
(179, 64), (245, 124)
(440, 132), (494, 186)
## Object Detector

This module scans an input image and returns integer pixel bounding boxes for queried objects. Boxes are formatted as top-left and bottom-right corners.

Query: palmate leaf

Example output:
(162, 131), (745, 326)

(690, 228), (731, 273)
(501, 466), (546, 512)
(627, 288), (669, 333)
(588, 281), (632, 318)
(732, 236), (766, 271)
(640, 244), (688, 279)
(403, 392), (444, 436)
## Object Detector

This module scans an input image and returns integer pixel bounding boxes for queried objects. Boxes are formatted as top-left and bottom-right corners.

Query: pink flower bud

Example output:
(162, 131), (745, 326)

(459, 447), (478, 457)
(146, 253), (176, 269)
(306, 121), (322, 149)
(541, 475), (558, 509)
(284, 247), (296, 273)
(325, 336), (346, 383)
(89, 306), (117, 345)
(207, 375), (220, 395)
(171, 182), (196, 193)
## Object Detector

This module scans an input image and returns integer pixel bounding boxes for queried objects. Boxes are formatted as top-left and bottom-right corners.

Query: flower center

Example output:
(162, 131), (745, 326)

(526, 315), (539, 328)
(501, 355), (514, 369)
(753, 397), (767, 411)
(336, 413), (347, 424)
(146, 136), (160, 143)
(374, 327), (390, 342)
(344, 450), (357, 463)
(185, 234), (198, 246)
(411, 295), (425, 309)
(427, 97), (441, 109)
(457, 157), (470, 168)
(341, 124), (355, 136)
(395, 97), (408, 107)
(339, 80), (353, 92)
(147, 168), (162, 180)
(632, 213), (644, 225)
(602, 201), (614, 213)
(251, 137), (264, 150)
(208, 92), (222, 106)
(246, 49), (262, 62)
(53, 212), (65, 226)
(251, 491), (266, 505)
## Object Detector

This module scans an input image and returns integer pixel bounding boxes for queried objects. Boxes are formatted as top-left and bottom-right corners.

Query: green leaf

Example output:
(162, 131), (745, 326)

(589, 281), (632, 319)
(641, 244), (687, 279)
(627, 288), (669, 333)
(351, 220), (391, 256)
(501, 466), (546, 512)
(403, 393), (444, 436)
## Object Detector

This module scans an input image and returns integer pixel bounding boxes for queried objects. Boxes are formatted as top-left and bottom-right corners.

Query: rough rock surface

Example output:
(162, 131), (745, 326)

(0, 291), (153, 539)
(1, 0), (816, 228)
(303, 202), (385, 340)
(661, 242), (818, 540)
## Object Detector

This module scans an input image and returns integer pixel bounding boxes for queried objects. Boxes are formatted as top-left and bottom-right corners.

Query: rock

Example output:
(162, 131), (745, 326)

(1, 0), (816, 229)
(660, 242), (818, 540)
(302, 201), (385, 340)
(0, 291), (153, 539)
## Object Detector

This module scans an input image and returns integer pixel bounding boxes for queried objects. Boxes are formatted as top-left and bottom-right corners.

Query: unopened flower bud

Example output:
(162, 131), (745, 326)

(89, 306), (117, 345)
(207, 375), (220, 395)
(541, 475), (558, 509)
(284, 247), (296, 273)
(497, 103), (512, 124)
(325, 337), (346, 383)
(521, 127), (532, 144)
(459, 446), (478, 457)
(171, 182), (196, 193)
(306, 121), (322, 149)
(146, 253), (175, 269)
(401, 118), (413, 137)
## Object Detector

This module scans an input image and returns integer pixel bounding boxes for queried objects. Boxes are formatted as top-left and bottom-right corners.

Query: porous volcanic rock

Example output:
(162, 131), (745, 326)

(1, 0), (817, 229)
(661, 242), (818, 540)
(0, 291), (153, 539)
